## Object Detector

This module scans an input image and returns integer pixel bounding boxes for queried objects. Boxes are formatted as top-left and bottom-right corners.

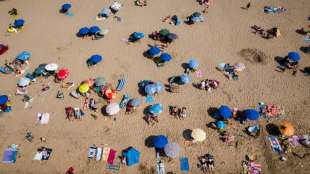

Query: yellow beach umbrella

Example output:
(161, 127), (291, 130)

(191, 128), (206, 142)
(280, 121), (295, 137)
(79, 83), (90, 94)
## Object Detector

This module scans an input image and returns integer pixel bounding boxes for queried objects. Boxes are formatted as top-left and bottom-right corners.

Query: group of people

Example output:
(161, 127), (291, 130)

(169, 106), (187, 119)
(198, 79), (220, 92)
(251, 25), (281, 39)
(198, 154), (215, 173)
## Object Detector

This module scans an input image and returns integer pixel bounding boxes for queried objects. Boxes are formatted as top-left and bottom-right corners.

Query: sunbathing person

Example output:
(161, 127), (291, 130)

(169, 106), (179, 118)
(179, 107), (187, 119)
(135, 0), (147, 7)
(144, 113), (159, 125)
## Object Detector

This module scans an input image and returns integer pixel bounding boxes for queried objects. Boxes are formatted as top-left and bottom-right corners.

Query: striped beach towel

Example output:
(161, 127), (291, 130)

(116, 78), (126, 91)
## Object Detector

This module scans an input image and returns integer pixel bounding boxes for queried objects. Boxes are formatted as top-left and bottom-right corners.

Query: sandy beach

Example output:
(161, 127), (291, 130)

(0, 0), (310, 174)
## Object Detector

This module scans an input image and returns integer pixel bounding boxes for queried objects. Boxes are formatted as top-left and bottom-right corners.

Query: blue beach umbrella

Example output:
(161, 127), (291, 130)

(288, 51), (301, 62)
(160, 53), (172, 62)
(149, 103), (163, 115)
(188, 59), (199, 69)
(78, 27), (89, 36)
(218, 105), (232, 119)
(122, 147), (140, 166)
(216, 121), (226, 129)
(155, 82), (163, 93)
(61, 3), (72, 11)
(164, 142), (180, 158)
(147, 47), (161, 57)
(243, 109), (260, 121)
(152, 135), (168, 149)
(128, 98), (141, 107)
(16, 51), (31, 62)
(179, 74), (190, 84)
(90, 26), (101, 34)
(145, 84), (157, 95)
(0, 95), (9, 105)
(132, 32), (144, 39)
(87, 55), (102, 65)
(14, 19), (25, 28)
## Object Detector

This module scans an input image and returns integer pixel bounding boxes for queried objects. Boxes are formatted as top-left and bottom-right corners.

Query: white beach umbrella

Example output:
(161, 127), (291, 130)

(106, 103), (120, 115)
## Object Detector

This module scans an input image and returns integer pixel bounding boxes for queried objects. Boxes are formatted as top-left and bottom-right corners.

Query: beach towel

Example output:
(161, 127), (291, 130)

(102, 146), (111, 161)
(66, 12), (74, 16)
(2, 148), (17, 164)
(88, 146), (97, 159)
(33, 152), (43, 160)
(96, 147), (102, 161)
(116, 78), (126, 91)
(157, 160), (165, 174)
(146, 95), (154, 103)
(33, 148), (52, 160)
(119, 94), (130, 109)
(107, 149), (117, 164)
(268, 136), (282, 153)
(304, 35), (310, 42)
(180, 157), (189, 172)
(106, 163), (120, 171)
(37, 112), (50, 124)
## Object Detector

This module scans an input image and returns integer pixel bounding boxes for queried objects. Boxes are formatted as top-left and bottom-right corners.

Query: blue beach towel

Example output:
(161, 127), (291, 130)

(116, 78), (126, 91)
(180, 157), (189, 172)
(2, 148), (17, 164)
(119, 94), (130, 109)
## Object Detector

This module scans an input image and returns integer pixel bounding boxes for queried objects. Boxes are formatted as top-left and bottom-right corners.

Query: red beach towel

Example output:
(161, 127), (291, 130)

(107, 149), (116, 164)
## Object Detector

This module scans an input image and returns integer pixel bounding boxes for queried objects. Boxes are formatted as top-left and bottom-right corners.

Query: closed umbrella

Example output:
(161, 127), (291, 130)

(106, 103), (120, 115)
(128, 98), (141, 107)
(45, 63), (59, 71)
(90, 26), (101, 34)
(149, 103), (163, 115)
(218, 105), (232, 119)
(18, 77), (31, 87)
(147, 47), (161, 58)
(56, 68), (69, 80)
(188, 59), (199, 69)
(152, 135), (168, 149)
(280, 121), (295, 137)
(0, 95), (9, 105)
(78, 27), (89, 36)
(16, 51), (31, 62)
(95, 77), (106, 87)
(243, 109), (260, 121)
(159, 29), (170, 37)
(191, 128), (206, 142)
(180, 74), (190, 84)
(164, 142), (180, 158)
(14, 19), (25, 28)
(78, 83), (90, 94)
(160, 53), (172, 62)
(145, 84), (157, 95)
(288, 51), (301, 62)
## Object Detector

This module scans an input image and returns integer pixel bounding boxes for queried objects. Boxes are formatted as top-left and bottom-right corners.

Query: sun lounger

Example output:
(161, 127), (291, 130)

(180, 157), (189, 172)
(2, 148), (17, 164)
(107, 149), (117, 164)
(116, 78), (126, 91)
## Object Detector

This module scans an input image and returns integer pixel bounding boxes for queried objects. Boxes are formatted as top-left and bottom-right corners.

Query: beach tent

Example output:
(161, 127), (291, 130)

(149, 103), (163, 115)
(218, 105), (232, 119)
(188, 59), (199, 69)
(122, 147), (140, 166)
(288, 51), (301, 62)
(18, 77), (30, 87)
(78, 27), (89, 36)
(147, 47), (161, 58)
(191, 128), (206, 142)
(90, 26), (101, 35)
(145, 84), (157, 95)
(87, 55), (102, 66)
(56, 68), (69, 80)
(180, 74), (190, 84)
(159, 53), (172, 62)
(106, 103), (120, 115)
(164, 142), (180, 158)
(95, 77), (106, 87)
(14, 19), (25, 28)
(16, 51), (31, 62)
(0, 95), (9, 105)
(152, 135), (168, 149)
(128, 98), (141, 107)
(280, 121), (295, 137)
(78, 83), (90, 94)
(243, 109), (260, 121)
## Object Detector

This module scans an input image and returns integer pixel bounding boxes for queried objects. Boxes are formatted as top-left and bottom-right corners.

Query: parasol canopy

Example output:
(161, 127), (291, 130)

(148, 103), (163, 115)
(128, 98), (141, 107)
(288, 51), (301, 62)
(280, 121), (295, 137)
(90, 26), (101, 34)
(61, 3), (72, 11)
(152, 135), (168, 149)
(18, 77), (31, 87)
(94, 77), (106, 87)
(106, 103), (120, 115)
(160, 53), (172, 62)
(218, 105), (232, 119)
(78, 27), (89, 36)
(56, 68), (69, 80)
(243, 109), (260, 121)
(0, 95), (9, 105)
(14, 19), (25, 28)
(191, 128), (206, 142)
(188, 59), (199, 69)
(144, 84), (157, 95)
(16, 51), (31, 62)
(147, 47), (161, 58)
(45, 63), (59, 71)
(164, 142), (180, 158)
(179, 74), (191, 84)
(159, 29), (170, 37)
(78, 83), (90, 94)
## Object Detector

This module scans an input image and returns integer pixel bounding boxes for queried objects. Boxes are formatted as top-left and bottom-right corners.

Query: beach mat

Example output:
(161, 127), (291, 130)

(180, 157), (189, 172)
(106, 163), (120, 171)
(2, 149), (17, 164)
(116, 78), (126, 91)
(107, 149), (116, 164)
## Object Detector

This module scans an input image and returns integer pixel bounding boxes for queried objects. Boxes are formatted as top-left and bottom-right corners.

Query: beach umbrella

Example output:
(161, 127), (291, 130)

(18, 77), (31, 87)
(106, 103), (120, 115)
(34, 64), (47, 76)
(234, 63), (246, 72)
(61, 3), (71, 11)
(164, 142), (180, 158)
(144, 84), (157, 95)
(288, 51), (301, 62)
(14, 19), (25, 28)
(0, 95), (9, 105)
(110, 1), (122, 12)
(192, 12), (202, 18)
(16, 51), (31, 62)
(0, 44), (8, 55)
(147, 47), (161, 57)
(56, 68), (69, 80)
(217, 63), (226, 71)
(160, 53), (172, 62)
(132, 32), (144, 39)
(167, 33), (178, 42)
(191, 128), (206, 142)
(90, 26), (101, 34)
(149, 103), (163, 115)
(152, 135), (168, 149)
(95, 77), (106, 87)
(155, 82), (163, 93)
(122, 147), (140, 166)
(88, 55), (102, 65)
(216, 121), (226, 129)
(188, 59), (199, 69)
(218, 105), (232, 119)
(83, 78), (95, 87)
(78, 83), (90, 94)
(159, 29), (170, 37)
(179, 74), (190, 84)
(100, 8), (111, 17)
(243, 109), (260, 121)
(280, 121), (295, 137)
(105, 89), (117, 100)
(45, 63), (59, 71)
(78, 27), (89, 36)
(128, 98), (141, 107)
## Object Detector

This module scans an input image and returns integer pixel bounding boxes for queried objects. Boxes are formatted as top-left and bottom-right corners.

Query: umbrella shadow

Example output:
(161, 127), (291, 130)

(100, 105), (110, 116)
(181, 63), (188, 72)
(300, 46), (310, 54)
(207, 107), (220, 120)
(266, 123), (281, 136)
(274, 56), (285, 66)
(192, 83), (201, 90)
(145, 136), (156, 148)
(183, 129), (193, 141)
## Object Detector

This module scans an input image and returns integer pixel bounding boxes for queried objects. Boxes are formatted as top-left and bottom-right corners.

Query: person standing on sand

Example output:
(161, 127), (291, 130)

(244, 2), (251, 10)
